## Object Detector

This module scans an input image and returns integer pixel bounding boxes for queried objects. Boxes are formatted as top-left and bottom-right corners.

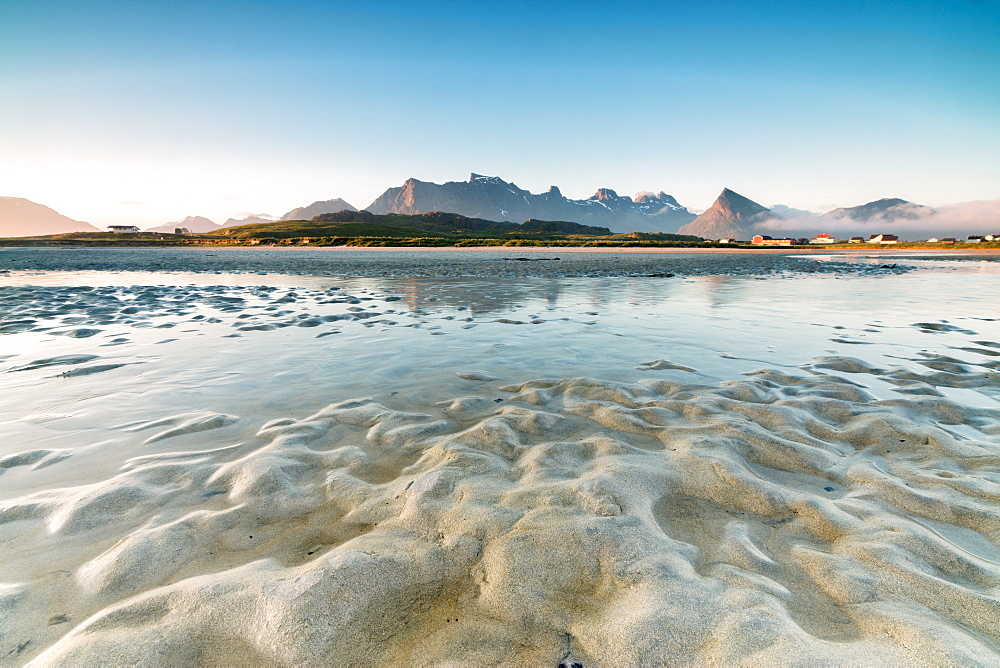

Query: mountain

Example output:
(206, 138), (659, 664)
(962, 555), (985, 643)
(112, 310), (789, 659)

(826, 197), (932, 222)
(222, 214), (278, 228)
(677, 188), (771, 239)
(280, 199), (357, 221)
(145, 216), (220, 234)
(365, 174), (696, 233)
(0, 197), (101, 237)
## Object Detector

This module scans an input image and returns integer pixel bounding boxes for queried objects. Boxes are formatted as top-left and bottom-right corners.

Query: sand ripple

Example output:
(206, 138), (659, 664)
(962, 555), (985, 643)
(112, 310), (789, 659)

(0, 355), (995, 665)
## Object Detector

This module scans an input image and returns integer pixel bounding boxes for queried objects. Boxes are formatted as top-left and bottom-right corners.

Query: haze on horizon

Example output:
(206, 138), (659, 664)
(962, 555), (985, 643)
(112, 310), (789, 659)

(1, 0), (998, 228)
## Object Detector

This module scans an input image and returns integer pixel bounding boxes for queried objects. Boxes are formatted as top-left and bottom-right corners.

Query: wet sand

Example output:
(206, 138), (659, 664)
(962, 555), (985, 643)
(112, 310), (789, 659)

(1, 254), (998, 665)
(0, 247), (930, 278)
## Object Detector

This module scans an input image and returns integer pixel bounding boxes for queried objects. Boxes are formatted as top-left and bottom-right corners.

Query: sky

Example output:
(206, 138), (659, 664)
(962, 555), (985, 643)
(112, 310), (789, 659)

(1, 0), (998, 226)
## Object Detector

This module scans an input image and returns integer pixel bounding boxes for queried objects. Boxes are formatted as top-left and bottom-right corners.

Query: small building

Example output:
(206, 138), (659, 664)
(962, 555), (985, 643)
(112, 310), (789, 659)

(717, 238), (735, 244)
(867, 234), (899, 244)
(927, 238), (940, 243)
(108, 225), (140, 234)
(848, 236), (865, 243)
(985, 234), (997, 242)
(967, 235), (983, 243)
(940, 237), (956, 244)
(810, 233), (837, 244)
(751, 235), (794, 246)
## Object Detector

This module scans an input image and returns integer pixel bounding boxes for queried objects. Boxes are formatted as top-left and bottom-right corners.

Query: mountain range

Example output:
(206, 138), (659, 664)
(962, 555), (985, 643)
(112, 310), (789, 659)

(678, 189), (950, 240)
(365, 174), (696, 233)
(3, 174), (994, 239)
(144, 200), (360, 234)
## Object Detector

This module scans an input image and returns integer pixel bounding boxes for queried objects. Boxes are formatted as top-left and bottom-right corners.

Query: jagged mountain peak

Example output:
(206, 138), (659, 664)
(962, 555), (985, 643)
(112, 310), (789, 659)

(634, 191), (680, 207)
(676, 188), (771, 239)
(708, 188), (770, 218)
(365, 174), (695, 233)
(469, 173), (502, 183)
(590, 188), (628, 202)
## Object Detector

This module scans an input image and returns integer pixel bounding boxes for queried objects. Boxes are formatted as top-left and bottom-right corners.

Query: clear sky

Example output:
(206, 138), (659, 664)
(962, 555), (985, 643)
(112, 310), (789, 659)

(1, 0), (998, 225)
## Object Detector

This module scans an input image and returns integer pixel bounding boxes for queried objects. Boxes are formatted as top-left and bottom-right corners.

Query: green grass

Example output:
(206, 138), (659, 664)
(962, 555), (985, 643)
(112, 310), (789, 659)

(3, 225), (998, 250)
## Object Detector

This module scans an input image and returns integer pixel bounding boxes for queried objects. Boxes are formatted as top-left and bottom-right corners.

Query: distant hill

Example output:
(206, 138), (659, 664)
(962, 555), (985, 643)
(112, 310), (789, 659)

(677, 188), (771, 239)
(826, 197), (933, 222)
(222, 214), (277, 228)
(280, 199), (357, 221)
(366, 174), (696, 233)
(316, 210), (613, 235)
(0, 197), (101, 237)
(218, 210), (629, 239)
(145, 215), (220, 234)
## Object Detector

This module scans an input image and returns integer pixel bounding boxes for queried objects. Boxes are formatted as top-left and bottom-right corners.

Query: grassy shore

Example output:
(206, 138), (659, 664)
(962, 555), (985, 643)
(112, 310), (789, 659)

(4, 230), (1000, 251)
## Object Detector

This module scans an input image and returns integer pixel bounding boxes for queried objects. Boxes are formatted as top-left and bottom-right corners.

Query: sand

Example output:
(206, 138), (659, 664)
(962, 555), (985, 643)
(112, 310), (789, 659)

(0, 252), (998, 665)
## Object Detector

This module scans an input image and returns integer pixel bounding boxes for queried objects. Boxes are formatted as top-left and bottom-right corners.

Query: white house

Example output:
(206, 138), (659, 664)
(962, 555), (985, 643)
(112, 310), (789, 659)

(810, 233), (837, 244)
(867, 234), (899, 244)
(108, 225), (140, 234)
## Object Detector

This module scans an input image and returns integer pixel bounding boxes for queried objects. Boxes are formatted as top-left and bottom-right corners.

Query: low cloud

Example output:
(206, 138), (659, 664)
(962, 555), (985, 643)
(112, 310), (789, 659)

(754, 198), (1000, 240)
(232, 212), (277, 220)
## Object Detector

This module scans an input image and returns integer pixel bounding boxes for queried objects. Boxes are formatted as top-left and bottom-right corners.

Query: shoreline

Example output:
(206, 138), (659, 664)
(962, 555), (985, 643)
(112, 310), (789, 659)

(4, 243), (1000, 256)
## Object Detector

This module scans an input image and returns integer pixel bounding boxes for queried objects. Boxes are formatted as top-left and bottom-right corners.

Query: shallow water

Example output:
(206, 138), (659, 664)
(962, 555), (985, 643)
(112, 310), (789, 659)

(0, 255), (998, 664)
(0, 246), (932, 278)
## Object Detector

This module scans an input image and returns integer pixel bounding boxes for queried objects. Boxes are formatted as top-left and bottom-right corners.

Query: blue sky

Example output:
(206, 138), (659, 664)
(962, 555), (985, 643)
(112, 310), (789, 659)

(1, 0), (998, 225)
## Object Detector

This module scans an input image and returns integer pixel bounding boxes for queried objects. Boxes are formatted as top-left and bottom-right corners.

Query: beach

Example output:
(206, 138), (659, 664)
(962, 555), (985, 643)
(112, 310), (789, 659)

(1, 247), (999, 665)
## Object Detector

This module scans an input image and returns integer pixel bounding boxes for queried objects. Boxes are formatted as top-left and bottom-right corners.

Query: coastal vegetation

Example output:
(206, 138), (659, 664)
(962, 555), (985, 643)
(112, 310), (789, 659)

(1, 211), (998, 249)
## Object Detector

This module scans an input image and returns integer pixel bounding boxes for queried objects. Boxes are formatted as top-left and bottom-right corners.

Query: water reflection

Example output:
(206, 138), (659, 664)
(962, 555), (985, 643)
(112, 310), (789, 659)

(696, 275), (747, 309)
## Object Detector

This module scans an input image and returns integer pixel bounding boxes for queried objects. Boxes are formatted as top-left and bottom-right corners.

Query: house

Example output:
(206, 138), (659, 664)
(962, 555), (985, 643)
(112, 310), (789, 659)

(108, 225), (140, 234)
(867, 234), (899, 244)
(848, 236), (865, 243)
(751, 235), (795, 246)
(985, 234), (997, 241)
(717, 238), (735, 244)
(940, 237), (956, 244)
(927, 238), (940, 243)
(810, 233), (837, 244)
(967, 235), (983, 243)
